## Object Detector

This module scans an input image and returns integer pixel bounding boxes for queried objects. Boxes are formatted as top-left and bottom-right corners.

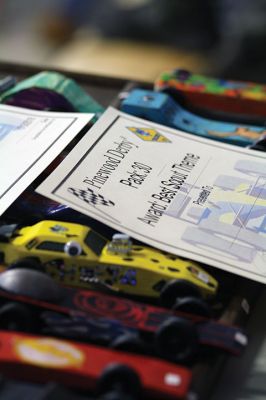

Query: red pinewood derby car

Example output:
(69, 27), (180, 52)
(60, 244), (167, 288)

(0, 269), (248, 364)
(0, 330), (191, 400)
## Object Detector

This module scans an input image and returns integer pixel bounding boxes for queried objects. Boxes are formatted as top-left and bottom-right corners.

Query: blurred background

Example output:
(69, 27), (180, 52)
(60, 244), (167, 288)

(0, 0), (266, 82)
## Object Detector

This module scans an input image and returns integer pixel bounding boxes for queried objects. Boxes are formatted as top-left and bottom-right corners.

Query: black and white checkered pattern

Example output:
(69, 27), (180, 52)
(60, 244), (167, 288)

(68, 187), (115, 207)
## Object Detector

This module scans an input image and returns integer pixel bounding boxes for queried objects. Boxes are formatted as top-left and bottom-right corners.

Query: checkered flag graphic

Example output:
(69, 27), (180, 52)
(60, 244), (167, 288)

(68, 187), (115, 207)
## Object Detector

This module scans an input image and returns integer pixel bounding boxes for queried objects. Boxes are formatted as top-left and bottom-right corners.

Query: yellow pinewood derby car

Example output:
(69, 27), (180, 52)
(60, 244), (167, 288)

(0, 220), (218, 309)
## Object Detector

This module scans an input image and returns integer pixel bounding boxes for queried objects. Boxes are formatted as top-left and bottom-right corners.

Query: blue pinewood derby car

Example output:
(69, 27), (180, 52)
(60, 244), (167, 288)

(121, 89), (266, 147)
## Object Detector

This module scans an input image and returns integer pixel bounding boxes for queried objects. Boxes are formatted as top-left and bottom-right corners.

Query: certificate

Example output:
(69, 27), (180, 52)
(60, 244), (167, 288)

(37, 107), (266, 283)
(0, 104), (93, 215)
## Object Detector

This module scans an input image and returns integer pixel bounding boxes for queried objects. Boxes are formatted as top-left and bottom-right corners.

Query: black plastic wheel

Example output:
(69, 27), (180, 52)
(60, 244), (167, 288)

(8, 257), (44, 272)
(0, 236), (8, 243)
(110, 333), (146, 354)
(160, 279), (201, 308)
(0, 302), (36, 332)
(173, 296), (211, 317)
(97, 363), (141, 398)
(155, 317), (198, 364)
(0, 269), (64, 303)
(99, 389), (136, 400)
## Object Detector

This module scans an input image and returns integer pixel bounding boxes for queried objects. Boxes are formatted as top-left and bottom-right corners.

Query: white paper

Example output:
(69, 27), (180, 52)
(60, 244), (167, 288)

(37, 107), (266, 284)
(0, 104), (94, 215)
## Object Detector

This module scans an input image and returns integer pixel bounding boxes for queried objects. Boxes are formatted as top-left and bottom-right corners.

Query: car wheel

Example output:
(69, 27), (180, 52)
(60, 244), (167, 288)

(0, 302), (37, 332)
(0, 269), (64, 303)
(97, 363), (141, 398)
(173, 296), (211, 317)
(155, 317), (198, 364)
(8, 257), (44, 272)
(0, 235), (8, 243)
(99, 389), (136, 400)
(160, 279), (201, 308)
(110, 333), (146, 354)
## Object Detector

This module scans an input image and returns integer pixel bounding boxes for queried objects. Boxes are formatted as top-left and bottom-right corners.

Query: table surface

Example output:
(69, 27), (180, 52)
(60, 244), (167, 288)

(51, 37), (208, 82)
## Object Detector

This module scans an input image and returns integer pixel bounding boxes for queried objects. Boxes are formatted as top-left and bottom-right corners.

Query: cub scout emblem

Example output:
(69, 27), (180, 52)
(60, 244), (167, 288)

(127, 126), (170, 142)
